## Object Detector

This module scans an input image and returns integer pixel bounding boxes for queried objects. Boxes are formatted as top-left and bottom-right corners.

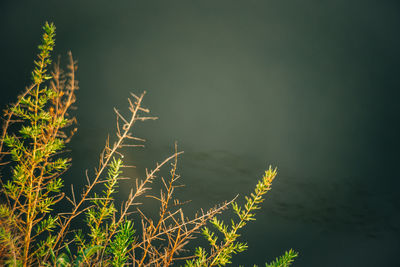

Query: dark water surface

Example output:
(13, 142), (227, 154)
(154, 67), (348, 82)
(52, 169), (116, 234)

(1, 1), (399, 266)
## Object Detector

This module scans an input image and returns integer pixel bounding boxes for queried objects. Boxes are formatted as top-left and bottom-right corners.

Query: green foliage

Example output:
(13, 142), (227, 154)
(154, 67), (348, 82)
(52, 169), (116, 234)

(264, 249), (298, 267)
(32, 22), (55, 84)
(85, 157), (122, 247)
(185, 167), (296, 267)
(0, 21), (77, 266)
(0, 22), (297, 266)
(108, 220), (136, 267)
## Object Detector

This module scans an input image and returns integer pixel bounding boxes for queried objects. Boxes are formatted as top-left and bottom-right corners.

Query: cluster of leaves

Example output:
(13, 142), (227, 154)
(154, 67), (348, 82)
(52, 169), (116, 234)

(73, 157), (136, 266)
(185, 168), (298, 267)
(0, 22), (297, 266)
(0, 22), (78, 266)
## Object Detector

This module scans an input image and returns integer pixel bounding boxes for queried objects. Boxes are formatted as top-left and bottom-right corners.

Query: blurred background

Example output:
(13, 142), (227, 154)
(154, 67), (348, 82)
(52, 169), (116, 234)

(1, 1), (399, 266)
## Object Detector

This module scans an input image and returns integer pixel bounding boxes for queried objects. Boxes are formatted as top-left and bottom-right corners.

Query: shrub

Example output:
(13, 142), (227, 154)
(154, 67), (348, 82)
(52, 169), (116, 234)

(0, 22), (297, 267)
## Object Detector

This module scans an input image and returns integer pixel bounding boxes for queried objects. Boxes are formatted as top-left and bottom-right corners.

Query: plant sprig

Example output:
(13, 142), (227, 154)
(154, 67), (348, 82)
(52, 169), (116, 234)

(0, 22), (297, 267)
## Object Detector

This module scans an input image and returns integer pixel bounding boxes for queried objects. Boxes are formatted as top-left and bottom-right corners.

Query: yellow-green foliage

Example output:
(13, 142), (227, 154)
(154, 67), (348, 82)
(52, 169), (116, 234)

(0, 22), (77, 266)
(0, 22), (297, 267)
(185, 168), (298, 267)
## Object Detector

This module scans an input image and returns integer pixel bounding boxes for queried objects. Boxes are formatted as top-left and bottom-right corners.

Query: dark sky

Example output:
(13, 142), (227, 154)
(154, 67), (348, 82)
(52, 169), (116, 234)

(1, 1), (400, 266)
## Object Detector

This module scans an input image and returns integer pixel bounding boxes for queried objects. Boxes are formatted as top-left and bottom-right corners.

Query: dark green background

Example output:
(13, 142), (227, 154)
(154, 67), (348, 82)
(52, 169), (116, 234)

(1, 1), (399, 266)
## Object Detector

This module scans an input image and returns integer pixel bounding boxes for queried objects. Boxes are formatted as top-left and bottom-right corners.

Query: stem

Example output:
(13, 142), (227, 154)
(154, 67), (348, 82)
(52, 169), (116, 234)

(23, 49), (46, 267)
(48, 93), (146, 258)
